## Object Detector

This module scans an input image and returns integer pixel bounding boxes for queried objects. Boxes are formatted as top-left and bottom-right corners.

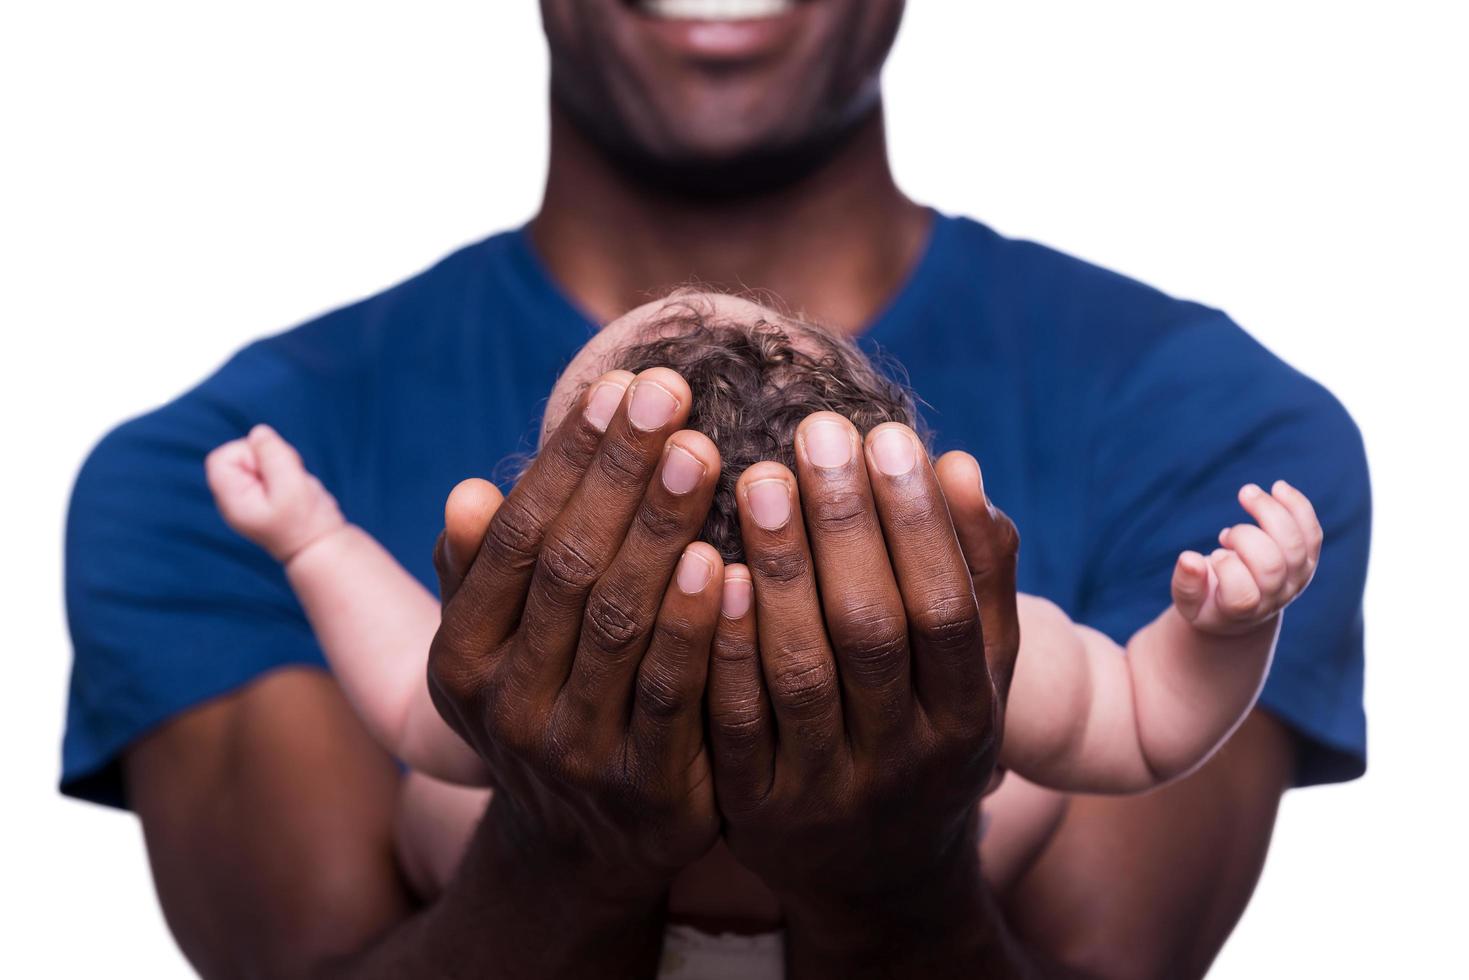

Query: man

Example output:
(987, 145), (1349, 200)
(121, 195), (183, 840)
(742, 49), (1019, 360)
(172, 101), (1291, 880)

(63, 1), (1370, 977)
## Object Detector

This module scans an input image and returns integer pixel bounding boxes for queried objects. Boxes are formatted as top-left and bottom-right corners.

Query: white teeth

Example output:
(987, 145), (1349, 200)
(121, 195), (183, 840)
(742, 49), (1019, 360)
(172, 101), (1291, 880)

(640, 0), (795, 21)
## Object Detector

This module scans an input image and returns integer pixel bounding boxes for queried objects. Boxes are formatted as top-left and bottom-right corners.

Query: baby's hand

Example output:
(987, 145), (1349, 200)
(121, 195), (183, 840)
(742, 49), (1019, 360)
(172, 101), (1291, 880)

(205, 424), (344, 563)
(1171, 481), (1323, 636)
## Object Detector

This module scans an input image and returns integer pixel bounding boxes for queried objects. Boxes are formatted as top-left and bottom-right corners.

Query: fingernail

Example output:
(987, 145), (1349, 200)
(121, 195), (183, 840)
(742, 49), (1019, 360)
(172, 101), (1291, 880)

(747, 479), (792, 531)
(871, 427), (917, 477)
(1242, 483), (1263, 499)
(662, 445), (706, 496)
(804, 419), (852, 469)
(722, 576), (752, 618)
(676, 550), (713, 595)
(628, 381), (679, 431)
(584, 382), (625, 432)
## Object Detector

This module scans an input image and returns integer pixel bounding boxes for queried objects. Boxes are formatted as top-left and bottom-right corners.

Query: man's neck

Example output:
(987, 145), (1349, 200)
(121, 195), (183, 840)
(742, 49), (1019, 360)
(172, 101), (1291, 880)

(530, 103), (931, 334)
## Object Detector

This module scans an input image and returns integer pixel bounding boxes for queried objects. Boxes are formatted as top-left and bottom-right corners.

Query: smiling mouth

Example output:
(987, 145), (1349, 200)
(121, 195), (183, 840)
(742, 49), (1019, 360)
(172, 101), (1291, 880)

(635, 0), (799, 21)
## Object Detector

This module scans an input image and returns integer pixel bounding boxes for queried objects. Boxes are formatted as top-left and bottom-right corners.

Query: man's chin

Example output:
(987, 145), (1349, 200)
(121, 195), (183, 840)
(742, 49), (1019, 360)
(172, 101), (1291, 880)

(568, 99), (880, 200)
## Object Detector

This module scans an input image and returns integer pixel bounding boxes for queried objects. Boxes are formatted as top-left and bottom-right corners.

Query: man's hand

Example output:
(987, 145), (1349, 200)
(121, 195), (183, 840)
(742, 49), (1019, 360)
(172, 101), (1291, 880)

(706, 412), (1022, 973)
(427, 366), (727, 904)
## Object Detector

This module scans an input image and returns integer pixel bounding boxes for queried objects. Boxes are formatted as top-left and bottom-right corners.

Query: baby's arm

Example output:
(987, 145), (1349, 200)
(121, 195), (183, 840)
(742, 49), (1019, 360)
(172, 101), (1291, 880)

(1002, 482), (1322, 793)
(206, 425), (487, 785)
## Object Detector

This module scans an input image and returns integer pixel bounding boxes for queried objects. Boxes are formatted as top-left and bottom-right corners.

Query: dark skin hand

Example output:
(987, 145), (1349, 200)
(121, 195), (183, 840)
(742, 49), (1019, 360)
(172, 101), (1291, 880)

(432, 406), (1033, 977)
(427, 364), (727, 901)
(123, 389), (1294, 978)
(707, 413), (1026, 977)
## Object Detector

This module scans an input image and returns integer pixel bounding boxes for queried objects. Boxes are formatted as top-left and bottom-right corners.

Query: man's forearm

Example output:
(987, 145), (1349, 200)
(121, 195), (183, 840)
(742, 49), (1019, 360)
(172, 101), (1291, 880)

(322, 799), (668, 980)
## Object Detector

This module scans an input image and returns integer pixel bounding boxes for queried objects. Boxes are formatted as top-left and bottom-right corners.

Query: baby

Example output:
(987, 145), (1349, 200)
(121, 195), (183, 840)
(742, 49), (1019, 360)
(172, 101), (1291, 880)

(207, 292), (1320, 927)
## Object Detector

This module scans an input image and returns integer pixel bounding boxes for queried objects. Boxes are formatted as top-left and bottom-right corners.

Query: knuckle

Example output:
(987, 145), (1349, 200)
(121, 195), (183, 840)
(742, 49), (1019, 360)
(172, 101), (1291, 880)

(1258, 551), (1288, 580)
(713, 631), (757, 665)
(884, 501), (944, 540)
(636, 663), (691, 721)
(984, 509), (1022, 562)
(651, 609), (701, 654)
(426, 637), (478, 708)
(712, 702), (765, 753)
(749, 546), (809, 586)
(537, 535), (601, 598)
(581, 586), (650, 659)
(548, 420), (602, 474)
(595, 438), (652, 490)
(483, 499), (541, 571)
(832, 606), (908, 681)
(632, 498), (688, 542)
(769, 655), (838, 715)
(1223, 587), (1261, 617)
(804, 488), (875, 538)
(911, 593), (982, 653)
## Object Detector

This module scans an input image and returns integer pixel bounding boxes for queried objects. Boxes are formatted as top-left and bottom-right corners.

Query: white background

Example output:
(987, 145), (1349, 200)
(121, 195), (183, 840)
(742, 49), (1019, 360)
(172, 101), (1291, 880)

(3, 2), (1465, 975)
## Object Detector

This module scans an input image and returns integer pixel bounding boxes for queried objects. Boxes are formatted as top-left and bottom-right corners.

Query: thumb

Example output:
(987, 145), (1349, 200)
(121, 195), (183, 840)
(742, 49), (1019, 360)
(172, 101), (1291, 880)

(1172, 551), (1211, 621)
(435, 478), (505, 602)
(935, 450), (1021, 704)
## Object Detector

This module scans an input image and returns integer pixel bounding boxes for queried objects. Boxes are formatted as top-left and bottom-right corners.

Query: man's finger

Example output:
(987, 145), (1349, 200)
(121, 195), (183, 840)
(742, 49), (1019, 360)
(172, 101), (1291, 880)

(735, 462), (845, 773)
(508, 367), (694, 698)
(792, 412), (911, 752)
(708, 564), (776, 811)
(560, 428), (720, 716)
(630, 541), (726, 766)
(864, 430), (988, 736)
(934, 451), (1021, 708)
(433, 478), (505, 603)
(436, 370), (630, 661)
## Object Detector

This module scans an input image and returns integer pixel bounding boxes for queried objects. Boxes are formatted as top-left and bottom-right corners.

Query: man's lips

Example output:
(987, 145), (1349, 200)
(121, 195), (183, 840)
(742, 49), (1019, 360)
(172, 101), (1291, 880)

(627, 0), (810, 63)
(636, 0), (798, 21)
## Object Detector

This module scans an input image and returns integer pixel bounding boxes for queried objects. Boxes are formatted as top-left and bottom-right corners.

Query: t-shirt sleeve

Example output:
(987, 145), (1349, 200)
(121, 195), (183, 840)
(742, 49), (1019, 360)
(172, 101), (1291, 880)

(62, 344), (328, 808)
(1076, 312), (1371, 786)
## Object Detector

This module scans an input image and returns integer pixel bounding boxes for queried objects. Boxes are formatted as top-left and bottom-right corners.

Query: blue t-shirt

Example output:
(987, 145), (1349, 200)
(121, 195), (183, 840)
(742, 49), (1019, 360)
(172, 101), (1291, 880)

(62, 214), (1371, 806)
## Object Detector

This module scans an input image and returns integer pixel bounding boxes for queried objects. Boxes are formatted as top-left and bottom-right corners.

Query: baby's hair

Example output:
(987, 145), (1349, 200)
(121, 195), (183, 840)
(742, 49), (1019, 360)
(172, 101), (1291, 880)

(605, 296), (926, 564)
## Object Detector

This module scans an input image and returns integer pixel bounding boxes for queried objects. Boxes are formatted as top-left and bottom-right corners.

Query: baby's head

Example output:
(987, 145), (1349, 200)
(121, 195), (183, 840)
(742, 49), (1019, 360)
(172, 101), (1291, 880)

(543, 292), (923, 563)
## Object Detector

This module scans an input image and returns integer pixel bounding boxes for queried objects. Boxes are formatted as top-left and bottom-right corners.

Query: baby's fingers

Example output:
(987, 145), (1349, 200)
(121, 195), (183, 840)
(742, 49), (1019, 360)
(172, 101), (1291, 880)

(1171, 550), (1212, 621)
(1272, 480), (1324, 576)
(1210, 548), (1262, 621)
(1218, 523), (1289, 604)
(205, 439), (269, 520)
(248, 423), (307, 493)
(1238, 484), (1307, 574)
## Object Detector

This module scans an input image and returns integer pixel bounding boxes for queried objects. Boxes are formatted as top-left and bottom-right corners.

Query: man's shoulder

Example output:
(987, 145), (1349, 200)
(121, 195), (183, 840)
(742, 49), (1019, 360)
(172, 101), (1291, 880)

(77, 231), (531, 482)
(249, 229), (526, 377)
(935, 215), (1332, 401)
(939, 215), (1223, 344)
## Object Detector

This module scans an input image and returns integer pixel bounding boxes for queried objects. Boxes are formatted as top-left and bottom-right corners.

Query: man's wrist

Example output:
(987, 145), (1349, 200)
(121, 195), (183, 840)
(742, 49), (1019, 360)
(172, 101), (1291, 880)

(430, 798), (670, 978)
(478, 794), (672, 919)
(779, 815), (1036, 979)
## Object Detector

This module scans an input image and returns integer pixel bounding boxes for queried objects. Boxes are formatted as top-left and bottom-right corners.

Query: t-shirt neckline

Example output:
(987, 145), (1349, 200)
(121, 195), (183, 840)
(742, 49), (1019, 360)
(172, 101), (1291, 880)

(506, 208), (951, 346)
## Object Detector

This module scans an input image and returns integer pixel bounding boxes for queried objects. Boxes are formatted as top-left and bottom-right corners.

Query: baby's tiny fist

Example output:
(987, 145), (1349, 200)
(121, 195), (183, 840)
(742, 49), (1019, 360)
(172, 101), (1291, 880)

(206, 425), (344, 563)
